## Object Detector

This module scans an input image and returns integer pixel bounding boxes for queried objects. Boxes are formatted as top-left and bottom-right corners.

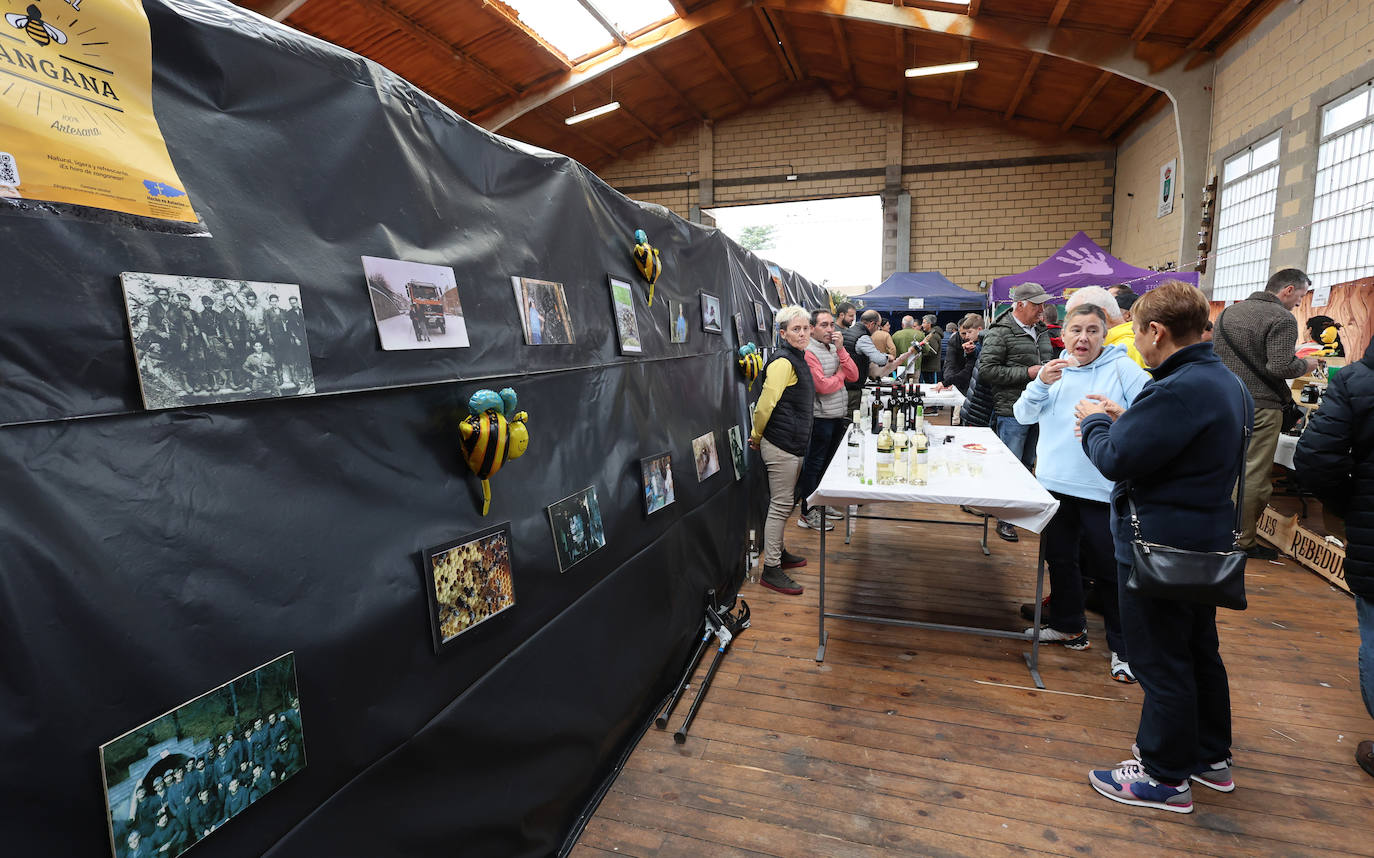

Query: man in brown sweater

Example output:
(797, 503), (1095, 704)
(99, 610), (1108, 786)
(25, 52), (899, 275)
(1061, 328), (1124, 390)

(1212, 268), (1317, 559)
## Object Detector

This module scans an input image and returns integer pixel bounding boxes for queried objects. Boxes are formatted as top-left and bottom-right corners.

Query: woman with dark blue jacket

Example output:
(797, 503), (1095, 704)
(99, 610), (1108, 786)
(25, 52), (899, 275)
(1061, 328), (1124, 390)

(1074, 282), (1252, 814)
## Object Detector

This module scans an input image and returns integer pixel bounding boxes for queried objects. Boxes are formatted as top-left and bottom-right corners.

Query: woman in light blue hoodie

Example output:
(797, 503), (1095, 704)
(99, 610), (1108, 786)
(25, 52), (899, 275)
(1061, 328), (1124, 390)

(1013, 303), (1150, 681)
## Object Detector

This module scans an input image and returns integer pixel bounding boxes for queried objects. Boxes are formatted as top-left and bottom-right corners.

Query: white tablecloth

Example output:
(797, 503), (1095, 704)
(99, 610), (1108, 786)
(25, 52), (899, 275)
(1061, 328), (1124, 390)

(917, 384), (965, 409)
(1275, 433), (1297, 469)
(806, 426), (1060, 532)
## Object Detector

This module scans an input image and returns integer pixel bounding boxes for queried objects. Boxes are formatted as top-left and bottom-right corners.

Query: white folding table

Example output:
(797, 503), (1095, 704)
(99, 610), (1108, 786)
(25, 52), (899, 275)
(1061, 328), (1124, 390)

(806, 426), (1060, 687)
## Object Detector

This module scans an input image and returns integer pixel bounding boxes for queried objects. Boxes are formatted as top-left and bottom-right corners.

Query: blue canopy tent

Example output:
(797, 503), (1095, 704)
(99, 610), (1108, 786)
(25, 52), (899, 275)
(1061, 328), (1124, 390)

(851, 272), (987, 314)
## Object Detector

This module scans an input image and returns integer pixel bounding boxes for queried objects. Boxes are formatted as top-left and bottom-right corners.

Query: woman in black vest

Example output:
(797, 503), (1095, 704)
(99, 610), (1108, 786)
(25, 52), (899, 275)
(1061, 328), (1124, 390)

(749, 306), (816, 595)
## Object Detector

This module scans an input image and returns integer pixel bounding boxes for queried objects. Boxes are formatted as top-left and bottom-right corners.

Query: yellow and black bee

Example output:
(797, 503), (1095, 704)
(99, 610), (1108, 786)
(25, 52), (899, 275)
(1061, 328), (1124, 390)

(632, 228), (662, 306)
(6, 4), (68, 47)
(458, 387), (529, 515)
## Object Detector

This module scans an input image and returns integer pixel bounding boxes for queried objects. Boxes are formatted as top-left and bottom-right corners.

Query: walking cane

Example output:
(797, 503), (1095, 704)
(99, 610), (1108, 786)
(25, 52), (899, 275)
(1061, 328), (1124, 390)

(655, 590), (718, 730)
(673, 599), (750, 744)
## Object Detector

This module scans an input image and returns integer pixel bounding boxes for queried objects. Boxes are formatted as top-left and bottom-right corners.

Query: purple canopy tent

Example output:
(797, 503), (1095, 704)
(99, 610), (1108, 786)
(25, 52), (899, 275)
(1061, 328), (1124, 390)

(991, 232), (1198, 301)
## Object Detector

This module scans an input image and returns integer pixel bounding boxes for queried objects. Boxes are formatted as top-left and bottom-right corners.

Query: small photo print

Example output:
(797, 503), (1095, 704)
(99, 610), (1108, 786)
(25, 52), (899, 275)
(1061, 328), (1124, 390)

(732, 312), (747, 346)
(668, 300), (690, 344)
(363, 256), (469, 350)
(692, 431), (720, 482)
(424, 523), (515, 651)
(608, 275), (642, 354)
(512, 276), (575, 345)
(120, 273), (316, 410)
(767, 262), (786, 305)
(728, 425), (746, 481)
(700, 292), (723, 334)
(641, 452), (676, 515)
(547, 486), (606, 572)
(99, 653), (304, 858)
(753, 300), (769, 333)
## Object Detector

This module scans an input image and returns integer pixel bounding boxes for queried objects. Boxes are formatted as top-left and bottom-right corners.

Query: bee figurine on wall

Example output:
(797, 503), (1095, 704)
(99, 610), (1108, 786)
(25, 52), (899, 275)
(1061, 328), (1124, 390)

(631, 229), (662, 306)
(737, 343), (763, 388)
(458, 388), (530, 516)
(6, 4), (67, 47)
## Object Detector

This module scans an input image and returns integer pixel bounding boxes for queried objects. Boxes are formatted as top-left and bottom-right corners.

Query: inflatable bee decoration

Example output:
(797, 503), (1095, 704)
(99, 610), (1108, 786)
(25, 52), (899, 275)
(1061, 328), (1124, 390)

(458, 388), (529, 515)
(632, 228), (662, 306)
(737, 343), (763, 387)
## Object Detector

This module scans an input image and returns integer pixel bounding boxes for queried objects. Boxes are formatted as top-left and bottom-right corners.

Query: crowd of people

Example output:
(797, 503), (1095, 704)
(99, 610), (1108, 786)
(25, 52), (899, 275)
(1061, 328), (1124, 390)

(113, 701), (304, 857)
(747, 268), (1372, 813)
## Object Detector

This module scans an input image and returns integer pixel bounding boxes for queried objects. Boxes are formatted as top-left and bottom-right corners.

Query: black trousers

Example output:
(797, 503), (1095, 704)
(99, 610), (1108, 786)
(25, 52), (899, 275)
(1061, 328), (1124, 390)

(797, 417), (846, 512)
(1043, 493), (1124, 655)
(1119, 561), (1232, 783)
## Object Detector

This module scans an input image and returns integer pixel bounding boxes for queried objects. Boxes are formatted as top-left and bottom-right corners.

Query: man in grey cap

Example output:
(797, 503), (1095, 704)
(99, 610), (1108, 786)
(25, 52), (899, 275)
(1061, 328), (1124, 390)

(977, 282), (1054, 541)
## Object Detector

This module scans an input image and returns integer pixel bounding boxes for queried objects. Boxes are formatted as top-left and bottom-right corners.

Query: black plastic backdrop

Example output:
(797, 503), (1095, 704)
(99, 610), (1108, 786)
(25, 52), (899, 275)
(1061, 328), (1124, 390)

(0, 1), (826, 855)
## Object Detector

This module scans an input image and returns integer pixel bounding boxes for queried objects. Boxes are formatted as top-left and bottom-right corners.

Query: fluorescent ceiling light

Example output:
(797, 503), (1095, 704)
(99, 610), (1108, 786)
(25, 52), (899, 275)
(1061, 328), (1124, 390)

(565, 101), (620, 124)
(905, 60), (979, 78)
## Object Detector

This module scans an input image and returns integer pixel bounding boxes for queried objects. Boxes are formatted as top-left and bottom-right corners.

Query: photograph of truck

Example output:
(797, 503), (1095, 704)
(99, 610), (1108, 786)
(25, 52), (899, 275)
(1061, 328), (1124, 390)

(363, 256), (470, 350)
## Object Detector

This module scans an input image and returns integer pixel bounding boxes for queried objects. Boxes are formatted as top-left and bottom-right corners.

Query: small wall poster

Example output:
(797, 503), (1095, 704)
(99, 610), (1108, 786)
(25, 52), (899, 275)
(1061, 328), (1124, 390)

(1158, 158), (1176, 218)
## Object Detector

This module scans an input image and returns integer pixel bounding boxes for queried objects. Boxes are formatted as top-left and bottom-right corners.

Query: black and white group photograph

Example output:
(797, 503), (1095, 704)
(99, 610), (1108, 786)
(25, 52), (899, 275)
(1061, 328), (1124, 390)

(363, 256), (470, 350)
(547, 485), (606, 572)
(99, 654), (304, 858)
(120, 273), (316, 410)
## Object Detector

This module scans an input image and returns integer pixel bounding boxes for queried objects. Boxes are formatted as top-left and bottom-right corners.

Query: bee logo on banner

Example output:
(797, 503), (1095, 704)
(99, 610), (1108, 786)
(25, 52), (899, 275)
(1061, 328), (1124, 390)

(0, 0), (197, 223)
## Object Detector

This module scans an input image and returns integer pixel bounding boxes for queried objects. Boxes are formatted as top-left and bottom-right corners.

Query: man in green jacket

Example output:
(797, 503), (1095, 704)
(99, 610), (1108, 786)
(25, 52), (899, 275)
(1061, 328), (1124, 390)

(917, 315), (943, 383)
(976, 283), (1053, 541)
(891, 315), (919, 355)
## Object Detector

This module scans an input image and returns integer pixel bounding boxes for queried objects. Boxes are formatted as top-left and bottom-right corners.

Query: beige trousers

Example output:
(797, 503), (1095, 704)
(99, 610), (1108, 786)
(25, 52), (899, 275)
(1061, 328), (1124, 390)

(1240, 407), (1283, 549)
(760, 437), (803, 567)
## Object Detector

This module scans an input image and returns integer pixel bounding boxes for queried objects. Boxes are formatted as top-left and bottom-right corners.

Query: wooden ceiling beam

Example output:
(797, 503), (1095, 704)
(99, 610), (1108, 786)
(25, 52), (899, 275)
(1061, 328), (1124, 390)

(1102, 86), (1159, 138)
(640, 56), (707, 122)
(754, 7), (800, 81)
(259, 0), (308, 21)
(1214, 0), (1287, 56)
(950, 41), (972, 110)
(967, 0), (982, 17)
(1185, 0), (1250, 51)
(1130, 0), (1175, 41)
(1047, 0), (1073, 28)
(1060, 69), (1112, 131)
(697, 31), (752, 106)
(831, 18), (857, 93)
(533, 110), (619, 160)
(665, 0), (689, 16)
(351, 0), (521, 99)
(1002, 54), (1041, 121)
(482, 0), (749, 131)
(480, 0), (574, 70)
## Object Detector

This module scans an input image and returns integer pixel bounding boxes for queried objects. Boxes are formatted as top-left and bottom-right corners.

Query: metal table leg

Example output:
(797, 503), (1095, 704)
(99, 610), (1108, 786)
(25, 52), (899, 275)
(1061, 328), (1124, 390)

(1022, 537), (1046, 689)
(979, 513), (990, 556)
(817, 504), (829, 662)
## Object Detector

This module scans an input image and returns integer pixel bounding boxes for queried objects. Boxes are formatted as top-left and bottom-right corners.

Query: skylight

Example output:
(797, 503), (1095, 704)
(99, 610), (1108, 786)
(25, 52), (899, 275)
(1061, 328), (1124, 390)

(500, 0), (678, 63)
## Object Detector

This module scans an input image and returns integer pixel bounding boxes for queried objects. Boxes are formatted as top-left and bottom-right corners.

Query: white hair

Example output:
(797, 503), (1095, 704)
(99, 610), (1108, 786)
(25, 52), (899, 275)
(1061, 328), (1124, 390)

(775, 304), (810, 331)
(1065, 285), (1123, 324)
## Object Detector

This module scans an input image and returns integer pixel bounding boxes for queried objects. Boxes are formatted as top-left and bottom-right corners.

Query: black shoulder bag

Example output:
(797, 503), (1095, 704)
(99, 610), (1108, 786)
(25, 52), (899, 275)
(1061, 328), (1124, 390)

(1125, 390), (1251, 611)
(1214, 308), (1303, 431)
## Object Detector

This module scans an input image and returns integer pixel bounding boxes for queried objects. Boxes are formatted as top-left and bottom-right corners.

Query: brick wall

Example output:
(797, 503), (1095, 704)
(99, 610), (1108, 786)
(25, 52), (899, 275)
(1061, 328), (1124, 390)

(1111, 109), (1181, 271)
(596, 89), (1114, 290)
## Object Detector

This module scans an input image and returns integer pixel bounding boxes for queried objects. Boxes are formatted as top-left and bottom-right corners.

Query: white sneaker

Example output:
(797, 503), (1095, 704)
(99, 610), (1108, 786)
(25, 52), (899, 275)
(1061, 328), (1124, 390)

(797, 510), (833, 531)
(1110, 652), (1136, 683)
(1026, 626), (1089, 649)
(825, 508), (844, 520)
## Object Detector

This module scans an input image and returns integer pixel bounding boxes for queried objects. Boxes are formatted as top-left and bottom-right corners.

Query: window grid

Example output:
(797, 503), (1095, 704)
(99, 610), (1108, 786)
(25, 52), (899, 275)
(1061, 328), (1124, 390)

(1309, 85), (1374, 290)
(1212, 146), (1281, 302)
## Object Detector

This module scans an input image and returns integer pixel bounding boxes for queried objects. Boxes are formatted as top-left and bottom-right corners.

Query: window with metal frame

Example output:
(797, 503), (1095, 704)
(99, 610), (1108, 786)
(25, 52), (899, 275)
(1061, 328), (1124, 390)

(1308, 82), (1374, 291)
(1212, 134), (1281, 302)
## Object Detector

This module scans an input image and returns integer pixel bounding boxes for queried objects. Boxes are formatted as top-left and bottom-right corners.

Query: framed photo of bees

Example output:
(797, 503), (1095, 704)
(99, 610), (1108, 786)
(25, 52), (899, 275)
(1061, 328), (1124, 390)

(423, 523), (516, 653)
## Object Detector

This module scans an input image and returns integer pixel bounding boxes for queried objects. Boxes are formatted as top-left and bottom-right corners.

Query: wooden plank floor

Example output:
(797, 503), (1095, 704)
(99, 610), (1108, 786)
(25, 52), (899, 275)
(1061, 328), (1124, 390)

(573, 502), (1373, 857)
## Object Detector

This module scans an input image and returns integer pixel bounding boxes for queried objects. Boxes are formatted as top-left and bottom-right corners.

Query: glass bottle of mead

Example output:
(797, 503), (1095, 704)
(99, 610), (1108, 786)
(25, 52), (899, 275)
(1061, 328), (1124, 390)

(846, 410), (863, 478)
(910, 405), (929, 486)
(875, 413), (895, 485)
(891, 412), (909, 485)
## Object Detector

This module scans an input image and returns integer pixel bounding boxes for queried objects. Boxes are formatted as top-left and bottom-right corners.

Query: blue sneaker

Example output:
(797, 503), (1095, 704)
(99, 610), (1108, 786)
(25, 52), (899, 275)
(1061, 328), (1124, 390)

(1089, 762), (1193, 813)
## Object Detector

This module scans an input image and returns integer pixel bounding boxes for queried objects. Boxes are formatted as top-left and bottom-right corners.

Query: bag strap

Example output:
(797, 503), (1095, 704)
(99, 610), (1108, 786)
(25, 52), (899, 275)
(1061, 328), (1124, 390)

(1215, 308), (1294, 404)
(1127, 376), (1252, 547)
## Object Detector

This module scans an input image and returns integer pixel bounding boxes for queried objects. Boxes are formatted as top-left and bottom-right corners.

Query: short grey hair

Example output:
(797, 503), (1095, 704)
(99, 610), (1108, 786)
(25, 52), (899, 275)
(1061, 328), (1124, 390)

(1065, 285), (1123, 324)
(901, 315), (916, 328)
(775, 305), (810, 331)
(922, 314), (936, 326)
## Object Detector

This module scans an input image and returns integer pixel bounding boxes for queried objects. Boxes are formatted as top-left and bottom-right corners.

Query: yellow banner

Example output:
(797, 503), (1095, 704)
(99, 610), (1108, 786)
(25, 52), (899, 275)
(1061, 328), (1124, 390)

(0, 0), (195, 222)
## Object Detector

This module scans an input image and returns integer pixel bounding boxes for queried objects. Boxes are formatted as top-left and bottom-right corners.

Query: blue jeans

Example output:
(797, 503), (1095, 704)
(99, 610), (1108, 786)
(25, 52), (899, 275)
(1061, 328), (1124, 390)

(991, 414), (1038, 471)
(1359, 595), (1374, 719)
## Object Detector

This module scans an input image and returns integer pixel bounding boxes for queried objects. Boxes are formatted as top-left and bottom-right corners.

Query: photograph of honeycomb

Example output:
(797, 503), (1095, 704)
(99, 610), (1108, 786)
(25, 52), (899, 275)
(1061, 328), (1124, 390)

(423, 523), (515, 652)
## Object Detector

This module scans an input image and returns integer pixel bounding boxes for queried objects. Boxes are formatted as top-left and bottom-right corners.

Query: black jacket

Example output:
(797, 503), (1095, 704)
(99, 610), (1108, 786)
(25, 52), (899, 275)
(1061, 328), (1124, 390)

(943, 333), (978, 393)
(976, 307), (1053, 416)
(841, 324), (870, 391)
(1081, 342), (1253, 565)
(760, 344), (815, 456)
(1293, 340), (1374, 599)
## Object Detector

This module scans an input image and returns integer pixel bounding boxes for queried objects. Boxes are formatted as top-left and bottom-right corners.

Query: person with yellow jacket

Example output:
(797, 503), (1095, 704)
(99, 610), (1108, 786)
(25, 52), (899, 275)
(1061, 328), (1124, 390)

(750, 305), (815, 595)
